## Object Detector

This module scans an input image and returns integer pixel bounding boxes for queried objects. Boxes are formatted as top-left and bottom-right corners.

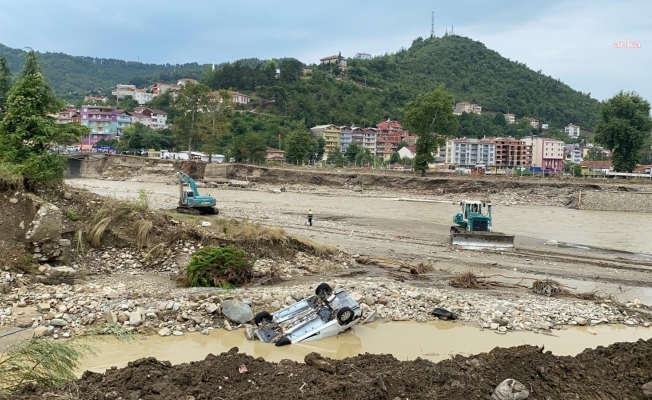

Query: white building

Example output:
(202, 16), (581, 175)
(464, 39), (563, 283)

(565, 145), (583, 163)
(445, 138), (496, 167)
(397, 146), (416, 159)
(453, 102), (482, 116)
(133, 89), (155, 105)
(565, 123), (581, 138)
(504, 113), (516, 124)
(112, 84), (136, 100)
(230, 91), (250, 104)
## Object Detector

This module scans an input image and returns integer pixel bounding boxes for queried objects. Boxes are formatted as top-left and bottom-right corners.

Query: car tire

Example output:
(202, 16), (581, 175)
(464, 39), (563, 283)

(336, 307), (354, 325)
(275, 337), (291, 347)
(315, 283), (333, 297)
(254, 311), (272, 326)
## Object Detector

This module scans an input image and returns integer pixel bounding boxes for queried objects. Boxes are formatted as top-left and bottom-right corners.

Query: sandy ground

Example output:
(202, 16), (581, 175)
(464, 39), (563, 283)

(67, 178), (652, 305)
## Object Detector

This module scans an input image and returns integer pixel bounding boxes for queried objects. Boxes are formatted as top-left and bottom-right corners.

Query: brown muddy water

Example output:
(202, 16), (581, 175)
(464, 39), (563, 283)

(76, 321), (652, 375)
(69, 179), (652, 255)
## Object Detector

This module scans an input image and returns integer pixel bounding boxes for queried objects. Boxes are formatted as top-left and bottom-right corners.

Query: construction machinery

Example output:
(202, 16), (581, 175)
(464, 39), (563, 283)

(450, 200), (514, 250)
(176, 171), (219, 215)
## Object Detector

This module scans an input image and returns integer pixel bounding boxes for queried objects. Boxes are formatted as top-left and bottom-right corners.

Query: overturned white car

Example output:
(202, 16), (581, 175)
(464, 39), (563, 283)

(247, 283), (362, 346)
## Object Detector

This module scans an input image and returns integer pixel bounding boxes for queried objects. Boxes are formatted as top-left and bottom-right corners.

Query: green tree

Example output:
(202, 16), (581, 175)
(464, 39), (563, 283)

(121, 123), (173, 151)
(595, 91), (652, 172)
(173, 82), (211, 154)
(280, 59), (303, 83)
(284, 128), (315, 164)
(345, 141), (360, 162)
(232, 132), (267, 162)
(198, 89), (232, 161)
(639, 136), (652, 165)
(0, 57), (11, 118)
(0, 50), (88, 188)
(585, 146), (608, 161)
(389, 152), (401, 164)
(493, 112), (506, 126)
(404, 86), (458, 175)
(396, 140), (409, 151)
(118, 95), (138, 111)
(327, 150), (346, 167)
(355, 147), (374, 165)
(315, 137), (326, 160)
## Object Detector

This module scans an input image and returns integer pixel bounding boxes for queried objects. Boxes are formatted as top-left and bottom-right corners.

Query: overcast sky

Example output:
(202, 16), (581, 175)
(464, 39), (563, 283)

(0, 0), (650, 101)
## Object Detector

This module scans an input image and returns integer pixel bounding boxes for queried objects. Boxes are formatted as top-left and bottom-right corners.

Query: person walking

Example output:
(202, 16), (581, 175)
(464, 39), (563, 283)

(307, 209), (313, 226)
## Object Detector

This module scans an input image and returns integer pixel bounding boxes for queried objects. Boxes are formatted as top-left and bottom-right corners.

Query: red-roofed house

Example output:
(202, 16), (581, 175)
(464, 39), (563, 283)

(634, 164), (652, 175)
(377, 119), (402, 132)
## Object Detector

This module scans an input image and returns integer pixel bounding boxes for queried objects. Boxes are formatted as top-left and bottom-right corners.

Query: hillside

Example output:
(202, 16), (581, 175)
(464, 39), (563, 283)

(1, 35), (602, 130)
(0, 44), (207, 98)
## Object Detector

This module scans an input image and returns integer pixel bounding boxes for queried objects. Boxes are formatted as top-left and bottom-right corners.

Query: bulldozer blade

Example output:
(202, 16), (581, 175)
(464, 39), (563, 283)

(450, 231), (515, 251)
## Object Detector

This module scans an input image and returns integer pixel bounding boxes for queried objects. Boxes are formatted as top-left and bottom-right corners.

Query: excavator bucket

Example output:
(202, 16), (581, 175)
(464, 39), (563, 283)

(450, 228), (515, 251)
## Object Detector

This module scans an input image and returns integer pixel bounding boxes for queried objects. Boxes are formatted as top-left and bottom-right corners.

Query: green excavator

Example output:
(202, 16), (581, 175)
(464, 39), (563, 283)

(450, 200), (514, 250)
(176, 172), (219, 215)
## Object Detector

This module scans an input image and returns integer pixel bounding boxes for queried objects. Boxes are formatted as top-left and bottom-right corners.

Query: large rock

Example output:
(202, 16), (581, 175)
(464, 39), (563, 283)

(642, 381), (652, 398)
(49, 319), (68, 327)
(104, 310), (117, 324)
(129, 311), (142, 327)
(221, 300), (253, 324)
(157, 327), (172, 337)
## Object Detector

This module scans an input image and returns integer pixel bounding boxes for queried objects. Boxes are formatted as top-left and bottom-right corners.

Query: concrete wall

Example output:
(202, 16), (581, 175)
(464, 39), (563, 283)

(579, 191), (652, 213)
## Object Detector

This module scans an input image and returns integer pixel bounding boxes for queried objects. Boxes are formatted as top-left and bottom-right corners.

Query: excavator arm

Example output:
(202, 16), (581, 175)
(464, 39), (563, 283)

(178, 171), (200, 196)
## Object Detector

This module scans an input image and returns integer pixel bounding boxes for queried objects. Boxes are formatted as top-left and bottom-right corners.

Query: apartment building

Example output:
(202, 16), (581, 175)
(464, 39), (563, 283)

(376, 119), (402, 133)
(445, 138), (496, 167)
(564, 145), (583, 164)
(504, 113), (516, 124)
(116, 110), (132, 136)
(133, 89), (155, 105)
(362, 128), (377, 155)
(56, 108), (81, 124)
(310, 124), (336, 139)
(523, 137), (564, 171)
(80, 105), (118, 144)
(323, 126), (341, 156)
(112, 84), (136, 100)
(133, 108), (168, 129)
(339, 127), (352, 153)
(565, 123), (581, 138)
(494, 138), (532, 168)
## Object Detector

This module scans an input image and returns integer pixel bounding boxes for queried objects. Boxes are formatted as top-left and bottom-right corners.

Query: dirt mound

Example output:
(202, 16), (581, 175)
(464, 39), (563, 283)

(7, 339), (652, 400)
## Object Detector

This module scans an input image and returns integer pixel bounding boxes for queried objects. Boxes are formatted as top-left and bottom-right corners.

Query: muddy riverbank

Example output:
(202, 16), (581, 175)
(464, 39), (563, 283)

(7, 338), (652, 400)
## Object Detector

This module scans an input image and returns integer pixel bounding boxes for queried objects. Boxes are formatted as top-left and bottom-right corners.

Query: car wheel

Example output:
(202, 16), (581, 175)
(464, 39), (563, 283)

(315, 283), (333, 297)
(275, 337), (291, 347)
(336, 307), (354, 325)
(254, 311), (272, 326)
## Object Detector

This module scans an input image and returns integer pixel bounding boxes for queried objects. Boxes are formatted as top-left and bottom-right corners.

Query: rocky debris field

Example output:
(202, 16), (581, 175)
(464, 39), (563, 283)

(6, 339), (652, 400)
(2, 268), (650, 342)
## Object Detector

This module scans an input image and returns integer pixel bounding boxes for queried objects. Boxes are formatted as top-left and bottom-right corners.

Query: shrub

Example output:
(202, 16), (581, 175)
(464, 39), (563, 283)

(65, 210), (79, 221)
(186, 245), (254, 287)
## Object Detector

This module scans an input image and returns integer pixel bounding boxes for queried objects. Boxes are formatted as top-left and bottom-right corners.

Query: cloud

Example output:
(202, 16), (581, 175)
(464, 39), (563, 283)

(460, 0), (652, 101)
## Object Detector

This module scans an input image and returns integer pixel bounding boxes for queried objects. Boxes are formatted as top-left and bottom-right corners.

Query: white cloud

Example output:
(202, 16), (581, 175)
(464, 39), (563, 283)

(460, 1), (652, 101)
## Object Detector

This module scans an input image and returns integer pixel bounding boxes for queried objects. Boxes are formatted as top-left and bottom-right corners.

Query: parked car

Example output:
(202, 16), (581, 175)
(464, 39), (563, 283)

(247, 283), (362, 346)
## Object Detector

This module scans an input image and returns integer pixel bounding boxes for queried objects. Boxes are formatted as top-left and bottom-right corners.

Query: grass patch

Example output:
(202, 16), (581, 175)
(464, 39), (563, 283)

(65, 210), (79, 221)
(186, 245), (254, 287)
(289, 234), (337, 257)
(2, 252), (37, 274)
(0, 161), (23, 190)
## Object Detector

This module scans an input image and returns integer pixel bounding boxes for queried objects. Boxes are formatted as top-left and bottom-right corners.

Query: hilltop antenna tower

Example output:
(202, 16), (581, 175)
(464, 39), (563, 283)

(430, 12), (434, 38)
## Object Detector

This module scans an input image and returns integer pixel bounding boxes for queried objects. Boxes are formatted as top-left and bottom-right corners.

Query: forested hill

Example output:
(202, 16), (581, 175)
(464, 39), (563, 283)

(0, 44), (208, 97)
(368, 35), (601, 129)
(1, 35), (601, 130)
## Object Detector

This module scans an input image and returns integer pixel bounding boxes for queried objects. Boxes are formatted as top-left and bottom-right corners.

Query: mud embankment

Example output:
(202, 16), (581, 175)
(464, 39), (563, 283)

(7, 339), (652, 400)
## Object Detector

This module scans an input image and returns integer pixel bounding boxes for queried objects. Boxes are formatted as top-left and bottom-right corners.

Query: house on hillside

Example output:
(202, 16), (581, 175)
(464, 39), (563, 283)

(504, 113), (516, 124)
(355, 52), (371, 60)
(178, 78), (199, 86)
(229, 91), (250, 105)
(133, 89), (155, 105)
(527, 117), (539, 129)
(565, 123), (581, 138)
(320, 55), (347, 68)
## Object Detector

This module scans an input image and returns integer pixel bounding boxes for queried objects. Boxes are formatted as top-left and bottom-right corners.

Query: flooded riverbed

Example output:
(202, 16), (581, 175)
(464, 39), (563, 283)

(76, 321), (652, 375)
(68, 179), (652, 254)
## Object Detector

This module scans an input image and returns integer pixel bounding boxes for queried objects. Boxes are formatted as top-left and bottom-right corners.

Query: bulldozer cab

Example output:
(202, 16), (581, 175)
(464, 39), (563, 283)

(460, 201), (486, 218)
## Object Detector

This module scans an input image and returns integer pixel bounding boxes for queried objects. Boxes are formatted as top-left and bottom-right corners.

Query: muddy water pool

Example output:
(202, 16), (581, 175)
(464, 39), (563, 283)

(76, 320), (652, 375)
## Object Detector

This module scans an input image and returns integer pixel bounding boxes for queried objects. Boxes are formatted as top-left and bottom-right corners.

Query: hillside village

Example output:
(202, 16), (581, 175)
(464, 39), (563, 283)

(55, 84), (645, 176)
